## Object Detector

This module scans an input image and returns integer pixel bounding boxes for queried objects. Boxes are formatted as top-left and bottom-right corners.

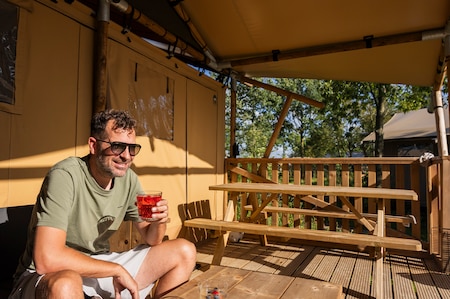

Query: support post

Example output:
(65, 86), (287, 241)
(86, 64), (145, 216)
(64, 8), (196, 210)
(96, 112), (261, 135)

(263, 95), (293, 158)
(432, 90), (448, 157)
(230, 75), (237, 157)
(440, 22), (450, 273)
(440, 158), (450, 273)
(212, 200), (235, 265)
(375, 198), (386, 299)
(93, 0), (109, 114)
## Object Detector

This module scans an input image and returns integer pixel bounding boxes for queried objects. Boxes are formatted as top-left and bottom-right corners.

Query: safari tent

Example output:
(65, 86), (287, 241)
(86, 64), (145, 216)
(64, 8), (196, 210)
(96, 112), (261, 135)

(2, 0), (450, 295)
(0, 0), (227, 240)
(363, 107), (450, 156)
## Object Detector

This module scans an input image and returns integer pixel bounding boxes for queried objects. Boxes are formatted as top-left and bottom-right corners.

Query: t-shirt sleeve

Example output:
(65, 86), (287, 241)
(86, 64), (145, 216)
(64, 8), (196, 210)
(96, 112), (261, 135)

(36, 168), (75, 231)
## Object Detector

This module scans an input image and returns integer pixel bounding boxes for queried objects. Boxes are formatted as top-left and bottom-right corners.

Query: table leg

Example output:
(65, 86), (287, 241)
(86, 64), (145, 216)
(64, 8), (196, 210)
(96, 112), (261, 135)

(248, 193), (278, 222)
(212, 200), (235, 265)
(339, 196), (374, 232)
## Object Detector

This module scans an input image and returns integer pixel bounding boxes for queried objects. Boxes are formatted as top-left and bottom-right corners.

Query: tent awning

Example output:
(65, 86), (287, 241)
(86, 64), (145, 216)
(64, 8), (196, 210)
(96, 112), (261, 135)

(363, 107), (450, 142)
(78, 0), (450, 87)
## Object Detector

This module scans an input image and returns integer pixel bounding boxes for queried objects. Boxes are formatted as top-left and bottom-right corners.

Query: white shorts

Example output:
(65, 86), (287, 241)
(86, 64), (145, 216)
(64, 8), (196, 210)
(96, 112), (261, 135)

(9, 245), (153, 299)
(83, 244), (154, 299)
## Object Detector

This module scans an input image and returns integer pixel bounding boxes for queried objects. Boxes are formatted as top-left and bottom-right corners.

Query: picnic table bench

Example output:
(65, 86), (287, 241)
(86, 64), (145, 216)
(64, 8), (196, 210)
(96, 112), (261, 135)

(183, 182), (422, 299)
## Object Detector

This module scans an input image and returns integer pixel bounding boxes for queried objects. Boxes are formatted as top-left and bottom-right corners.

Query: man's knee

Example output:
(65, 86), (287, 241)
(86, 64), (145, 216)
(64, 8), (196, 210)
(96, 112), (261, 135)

(38, 270), (83, 298)
(176, 239), (196, 264)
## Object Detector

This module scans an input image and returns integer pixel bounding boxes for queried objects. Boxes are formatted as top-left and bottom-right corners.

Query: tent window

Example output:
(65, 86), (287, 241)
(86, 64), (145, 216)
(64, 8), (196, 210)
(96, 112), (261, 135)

(128, 62), (174, 141)
(0, 0), (18, 105)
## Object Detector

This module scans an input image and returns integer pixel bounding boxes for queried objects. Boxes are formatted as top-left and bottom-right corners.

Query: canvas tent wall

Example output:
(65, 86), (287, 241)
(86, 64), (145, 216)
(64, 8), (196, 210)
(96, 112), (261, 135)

(363, 107), (450, 157)
(0, 0), (226, 239)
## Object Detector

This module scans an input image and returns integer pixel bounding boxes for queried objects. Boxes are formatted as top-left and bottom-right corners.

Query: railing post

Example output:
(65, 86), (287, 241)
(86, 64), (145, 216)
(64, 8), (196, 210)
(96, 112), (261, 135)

(427, 163), (439, 255)
(440, 157), (450, 273)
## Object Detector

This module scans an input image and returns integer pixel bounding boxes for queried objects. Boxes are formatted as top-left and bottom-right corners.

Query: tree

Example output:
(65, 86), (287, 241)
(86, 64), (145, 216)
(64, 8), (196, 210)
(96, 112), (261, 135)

(317, 81), (431, 157)
(275, 78), (325, 157)
(231, 78), (285, 157)
(224, 77), (432, 158)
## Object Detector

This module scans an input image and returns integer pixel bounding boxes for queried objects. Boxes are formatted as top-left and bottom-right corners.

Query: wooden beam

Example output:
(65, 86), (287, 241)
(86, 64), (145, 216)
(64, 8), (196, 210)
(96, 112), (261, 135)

(229, 166), (275, 183)
(228, 28), (443, 68)
(172, 2), (216, 63)
(239, 76), (324, 108)
(264, 95), (293, 158)
(237, 77), (323, 158)
(93, 20), (108, 113)
(230, 77), (237, 157)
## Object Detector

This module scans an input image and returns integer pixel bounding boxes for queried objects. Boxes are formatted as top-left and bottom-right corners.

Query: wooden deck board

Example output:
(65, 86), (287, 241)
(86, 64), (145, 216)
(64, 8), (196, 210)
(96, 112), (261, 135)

(192, 236), (445, 299)
(219, 241), (254, 267)
(424, 257), (450, 298)
(270, 243), (305, 275)
(347, 252), (373, 299)
(257, 243), (294, 274)
(240, 242), (274, 272)
(222, 241), (259, 269)
(277, 244), (315, 276)
(293, 247), (326, 279)
(389, 254), (412, 298)
(382, 258), (392, 299)
(383, 257), (393, 299)
(407, 256), (441, 299)
(311, 248), (342, 282)
(328, 250), (357, 296)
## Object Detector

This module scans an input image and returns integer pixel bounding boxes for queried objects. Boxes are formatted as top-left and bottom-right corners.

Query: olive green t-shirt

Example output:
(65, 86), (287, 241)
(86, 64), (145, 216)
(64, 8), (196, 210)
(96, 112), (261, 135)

(15, 155), (143, 278)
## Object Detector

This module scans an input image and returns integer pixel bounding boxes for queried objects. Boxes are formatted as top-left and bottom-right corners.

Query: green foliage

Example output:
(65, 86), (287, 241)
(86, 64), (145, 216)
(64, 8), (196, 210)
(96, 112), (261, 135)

(225, 77), (436, 158)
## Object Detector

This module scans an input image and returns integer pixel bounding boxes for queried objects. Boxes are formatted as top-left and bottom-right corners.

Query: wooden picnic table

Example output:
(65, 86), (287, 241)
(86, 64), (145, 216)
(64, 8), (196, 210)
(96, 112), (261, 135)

(203, 182), (420, 299)
(209, 182), (418, 235)
(209, 182), (418, 200)
(162, 265), (343, 299)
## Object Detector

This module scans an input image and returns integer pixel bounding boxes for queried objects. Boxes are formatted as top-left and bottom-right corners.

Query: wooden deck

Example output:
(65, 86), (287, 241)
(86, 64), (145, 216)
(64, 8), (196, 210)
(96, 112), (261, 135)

(190, 236), (450, 299)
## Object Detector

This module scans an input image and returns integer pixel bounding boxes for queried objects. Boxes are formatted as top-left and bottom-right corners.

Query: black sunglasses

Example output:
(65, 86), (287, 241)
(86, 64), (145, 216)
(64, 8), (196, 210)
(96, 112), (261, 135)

(96, 139), (142, 156)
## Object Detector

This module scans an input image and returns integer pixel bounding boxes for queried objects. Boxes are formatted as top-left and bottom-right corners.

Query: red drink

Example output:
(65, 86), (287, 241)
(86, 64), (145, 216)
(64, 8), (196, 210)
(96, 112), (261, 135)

(137, 191), (162, 221)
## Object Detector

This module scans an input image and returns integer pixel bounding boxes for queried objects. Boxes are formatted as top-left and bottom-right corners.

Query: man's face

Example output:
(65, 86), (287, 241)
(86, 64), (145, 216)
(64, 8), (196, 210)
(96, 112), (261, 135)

(92, 120), (137, 178)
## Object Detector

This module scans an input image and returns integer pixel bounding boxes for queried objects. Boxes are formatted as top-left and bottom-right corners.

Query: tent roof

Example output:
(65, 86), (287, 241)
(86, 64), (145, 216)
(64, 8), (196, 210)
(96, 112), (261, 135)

(180, 0), (449, 86)
(84, 0), (450, 87)
(363, 108), (450, 142)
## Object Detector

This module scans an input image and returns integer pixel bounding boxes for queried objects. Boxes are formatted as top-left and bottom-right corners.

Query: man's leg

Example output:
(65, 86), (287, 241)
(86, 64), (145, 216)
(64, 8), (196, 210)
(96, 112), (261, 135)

(135, 238), (196, 298)
(37, 270), (84, 299)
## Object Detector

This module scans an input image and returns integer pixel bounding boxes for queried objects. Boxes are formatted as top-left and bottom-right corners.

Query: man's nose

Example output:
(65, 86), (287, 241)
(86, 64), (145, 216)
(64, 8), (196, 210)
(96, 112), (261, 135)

(120, 146), (132, 159)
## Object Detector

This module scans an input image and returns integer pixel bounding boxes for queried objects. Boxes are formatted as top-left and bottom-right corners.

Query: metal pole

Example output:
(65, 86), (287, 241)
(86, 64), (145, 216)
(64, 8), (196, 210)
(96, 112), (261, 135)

(433, 91), (448, 157)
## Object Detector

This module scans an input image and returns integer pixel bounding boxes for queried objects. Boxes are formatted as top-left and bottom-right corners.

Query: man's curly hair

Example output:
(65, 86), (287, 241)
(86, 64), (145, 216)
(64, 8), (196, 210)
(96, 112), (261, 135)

(90, 109), (137, 139)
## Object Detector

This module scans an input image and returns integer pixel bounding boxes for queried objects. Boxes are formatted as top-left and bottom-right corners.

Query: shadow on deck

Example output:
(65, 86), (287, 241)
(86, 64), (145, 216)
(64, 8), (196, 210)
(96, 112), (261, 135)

(191, 236), (450, 299)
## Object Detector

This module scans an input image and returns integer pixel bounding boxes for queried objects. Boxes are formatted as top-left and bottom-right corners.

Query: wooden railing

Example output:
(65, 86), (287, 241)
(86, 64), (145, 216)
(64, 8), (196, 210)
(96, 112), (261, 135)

(224, 157), (425, 242)
(425, 158), (442, 256)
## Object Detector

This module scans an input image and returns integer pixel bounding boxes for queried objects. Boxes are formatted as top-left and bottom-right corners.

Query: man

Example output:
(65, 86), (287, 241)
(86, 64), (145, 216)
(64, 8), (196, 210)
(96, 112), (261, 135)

(9, 109), (196, 299)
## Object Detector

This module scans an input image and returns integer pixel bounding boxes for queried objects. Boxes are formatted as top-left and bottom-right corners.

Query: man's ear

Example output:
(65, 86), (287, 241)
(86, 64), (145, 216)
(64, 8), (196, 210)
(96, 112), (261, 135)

(88, 137), (97, 155)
